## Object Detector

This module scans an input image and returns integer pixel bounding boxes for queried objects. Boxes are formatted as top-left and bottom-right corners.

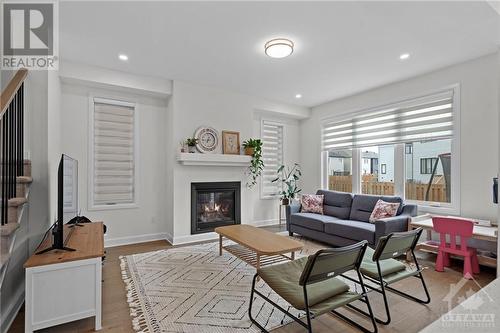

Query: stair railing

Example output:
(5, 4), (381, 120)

(0, 68), (28, 225)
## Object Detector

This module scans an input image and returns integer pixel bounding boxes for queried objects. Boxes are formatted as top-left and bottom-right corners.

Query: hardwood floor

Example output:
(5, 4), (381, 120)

(8, 227), (496, 333)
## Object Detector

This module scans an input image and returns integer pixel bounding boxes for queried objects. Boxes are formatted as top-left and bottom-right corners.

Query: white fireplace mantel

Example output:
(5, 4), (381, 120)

(176, 153), (251, 166)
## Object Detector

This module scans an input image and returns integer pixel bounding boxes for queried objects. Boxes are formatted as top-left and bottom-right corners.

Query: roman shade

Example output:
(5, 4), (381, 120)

(261, 121), (284, 198)
(322, 90), (454, 151)
(92, 99), (136, 206)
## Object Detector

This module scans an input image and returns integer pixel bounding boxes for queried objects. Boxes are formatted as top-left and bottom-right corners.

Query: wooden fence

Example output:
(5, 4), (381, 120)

(329, 175), (448, 203)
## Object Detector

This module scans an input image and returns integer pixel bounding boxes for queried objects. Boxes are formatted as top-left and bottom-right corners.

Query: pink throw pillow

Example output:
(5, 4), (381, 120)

(301, 194), (324, 214)
(369, 199), (400, 223)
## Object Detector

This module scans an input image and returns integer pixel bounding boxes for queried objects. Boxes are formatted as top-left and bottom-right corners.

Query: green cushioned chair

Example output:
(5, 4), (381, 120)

(343, 227), (430, 325)
(248, 241), (377, 333)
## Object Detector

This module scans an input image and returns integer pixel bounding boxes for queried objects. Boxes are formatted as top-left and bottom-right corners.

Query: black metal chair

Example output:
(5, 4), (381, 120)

(248, 240), (377, 333)
(343, 227), (430, 325)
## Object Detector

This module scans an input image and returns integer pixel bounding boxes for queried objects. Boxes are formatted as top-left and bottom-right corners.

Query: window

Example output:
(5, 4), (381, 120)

(406, 140), (451, 203)
(328, 149), (352, 192)
(420, 157), (438, 174)
(90, 97), (137, 208)
(381, 164), (387, 174)
(322, 88), (457, 210)
(261, 121), (284, 198)
(361, 145), (394, 195)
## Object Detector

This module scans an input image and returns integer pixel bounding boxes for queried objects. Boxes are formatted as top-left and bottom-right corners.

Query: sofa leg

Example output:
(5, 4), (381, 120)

(288, 231), (293, 237)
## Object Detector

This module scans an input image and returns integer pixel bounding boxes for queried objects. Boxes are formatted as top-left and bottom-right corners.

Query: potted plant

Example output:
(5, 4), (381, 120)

(272, 163), (302, 205)
(185, 137), (199, 153)
(243, 139), (264, 188)
(242, 138), (260, 156)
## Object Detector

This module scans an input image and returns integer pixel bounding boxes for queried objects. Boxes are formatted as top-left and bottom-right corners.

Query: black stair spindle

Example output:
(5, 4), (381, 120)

(1, 116), (4, 225)
(0, 74), (26, 225)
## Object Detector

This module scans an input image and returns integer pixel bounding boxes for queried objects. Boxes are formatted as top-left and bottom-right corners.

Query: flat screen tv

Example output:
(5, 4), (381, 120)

(36, 154), (78, 254)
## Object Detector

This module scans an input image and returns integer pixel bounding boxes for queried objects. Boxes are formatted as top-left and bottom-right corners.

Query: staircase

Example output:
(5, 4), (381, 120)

(0, 69), (30, 287)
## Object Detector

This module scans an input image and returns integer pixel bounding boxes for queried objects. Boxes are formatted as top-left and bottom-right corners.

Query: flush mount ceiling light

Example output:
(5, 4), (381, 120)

(295, 94), (302, 99)
(118, 54), (128, 61)
(265, 38), (294, 58)
(399, 53), (410, 60)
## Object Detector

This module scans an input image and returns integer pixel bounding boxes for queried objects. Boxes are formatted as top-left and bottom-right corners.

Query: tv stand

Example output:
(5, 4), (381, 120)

(24, 222), (104, 332)
(35, 245), (75, 255)
(35, 225), (77, 254)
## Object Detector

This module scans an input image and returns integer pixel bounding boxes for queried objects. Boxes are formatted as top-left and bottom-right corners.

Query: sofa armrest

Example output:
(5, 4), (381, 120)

(285, 203), (301, 230)
(374, 215), (411, 244)
(400, 203), (418, 217)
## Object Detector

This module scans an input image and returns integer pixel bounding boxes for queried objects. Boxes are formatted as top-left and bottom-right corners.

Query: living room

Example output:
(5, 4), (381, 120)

(0, 1), (499, 333)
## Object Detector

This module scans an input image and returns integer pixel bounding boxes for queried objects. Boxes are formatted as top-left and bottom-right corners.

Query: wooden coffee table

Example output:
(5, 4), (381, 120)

(214, 225), (303, 269)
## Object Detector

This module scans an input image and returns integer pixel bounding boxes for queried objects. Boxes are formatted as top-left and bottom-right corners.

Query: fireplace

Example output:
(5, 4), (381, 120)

(191, 182), (241, 234)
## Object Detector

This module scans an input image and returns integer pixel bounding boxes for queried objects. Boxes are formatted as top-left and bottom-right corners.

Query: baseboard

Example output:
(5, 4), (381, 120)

(173, 232), (219, 245)
(104, 232), (170, 248)
(248, 219), (283, 227)
(105, 221), (283, 248)
(1, 284), (24, 333)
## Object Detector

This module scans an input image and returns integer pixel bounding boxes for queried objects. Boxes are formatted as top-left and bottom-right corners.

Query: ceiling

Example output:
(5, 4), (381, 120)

(59, 1), (500, 107)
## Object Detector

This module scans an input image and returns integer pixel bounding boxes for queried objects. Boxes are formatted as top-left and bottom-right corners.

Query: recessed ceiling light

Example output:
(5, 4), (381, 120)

(399, 53), (410, 60)
(265, 38), (294, 58)
(118, 54), (128, 61)
(295, 94), (302, 99)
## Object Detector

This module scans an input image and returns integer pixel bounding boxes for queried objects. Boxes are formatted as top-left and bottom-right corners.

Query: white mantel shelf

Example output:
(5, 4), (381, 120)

(176, 153), (251, 166)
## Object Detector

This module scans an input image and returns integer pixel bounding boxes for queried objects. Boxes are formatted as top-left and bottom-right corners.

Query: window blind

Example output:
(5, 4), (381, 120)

(322, 90), (454, 151)
(92, 100), (135, 206)
(261, 121), (284, 198)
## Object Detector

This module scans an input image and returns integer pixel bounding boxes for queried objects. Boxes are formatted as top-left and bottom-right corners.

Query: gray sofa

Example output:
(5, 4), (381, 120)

(286, 190), (417, 247)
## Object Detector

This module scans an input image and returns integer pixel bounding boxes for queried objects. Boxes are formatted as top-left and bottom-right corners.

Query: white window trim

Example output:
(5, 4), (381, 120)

(260, 119), (285, 200)
(321, 84), (461, 215)
(88, 95), (140, 211)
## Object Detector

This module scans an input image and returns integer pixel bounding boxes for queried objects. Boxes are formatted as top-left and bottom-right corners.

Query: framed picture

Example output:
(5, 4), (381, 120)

(222, 131), (240, 155)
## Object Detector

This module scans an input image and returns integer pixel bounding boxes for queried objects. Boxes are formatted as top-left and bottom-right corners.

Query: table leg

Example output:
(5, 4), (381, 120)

(291, 251), (295, 260)
(278, 205), (282, 226)
(219, 235), (223, 256)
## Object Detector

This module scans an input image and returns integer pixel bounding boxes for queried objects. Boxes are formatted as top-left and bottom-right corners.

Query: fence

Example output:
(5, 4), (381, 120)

(328, 175), (448, 203)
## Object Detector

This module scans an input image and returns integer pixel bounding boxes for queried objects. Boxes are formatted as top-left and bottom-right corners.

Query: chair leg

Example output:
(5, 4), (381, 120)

(385, 271), (431, 304)
(435, 250), (445, 272)
(248, 273), (308, 332)
(463, 256), (473, 279)
(248, 274), (269, 333)
(471, 252), (480, 274)
(443, 253), (451, 267)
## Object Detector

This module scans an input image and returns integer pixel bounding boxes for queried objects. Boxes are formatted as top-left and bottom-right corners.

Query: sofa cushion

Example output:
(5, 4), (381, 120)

(290, 213), (338, 232)
(324, 219), (376, 244)
(349, 195), (403, 223)
(300, 194), (324, 214)
(369, 199), (400, 223)
(316, 190), (353, 219)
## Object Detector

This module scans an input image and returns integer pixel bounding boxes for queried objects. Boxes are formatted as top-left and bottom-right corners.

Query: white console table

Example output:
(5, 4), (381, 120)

(24, 223), (104, 332)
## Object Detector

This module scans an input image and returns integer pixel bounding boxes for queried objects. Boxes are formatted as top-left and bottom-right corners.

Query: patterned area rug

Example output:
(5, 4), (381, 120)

(120, 241), (305, 333)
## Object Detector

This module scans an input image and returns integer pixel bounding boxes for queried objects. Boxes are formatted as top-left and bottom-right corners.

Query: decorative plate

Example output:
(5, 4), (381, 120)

(194, 126), (219, 153)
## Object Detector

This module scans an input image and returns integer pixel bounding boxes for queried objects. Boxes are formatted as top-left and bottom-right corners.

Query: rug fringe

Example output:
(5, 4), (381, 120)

(120, 256), (151, 333)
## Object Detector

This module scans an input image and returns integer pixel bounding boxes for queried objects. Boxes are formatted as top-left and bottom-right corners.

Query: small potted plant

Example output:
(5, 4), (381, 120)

(185, 137), (199, 153)
(243, 139), (264, 188)
(272, 163), (302, 205)
(242, 138), (260, 156)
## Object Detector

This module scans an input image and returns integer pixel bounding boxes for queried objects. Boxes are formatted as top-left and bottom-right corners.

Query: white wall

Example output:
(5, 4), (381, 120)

(301, 53), (499, 222)
(169, 80), (307, 243)
(47, 70), (62, 223)
(60, 83), (170, 246)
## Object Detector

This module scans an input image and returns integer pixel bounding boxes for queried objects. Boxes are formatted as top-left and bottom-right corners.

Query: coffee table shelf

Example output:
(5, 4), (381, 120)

(224, 244), (293, 268)
(215, 225), (303, 270)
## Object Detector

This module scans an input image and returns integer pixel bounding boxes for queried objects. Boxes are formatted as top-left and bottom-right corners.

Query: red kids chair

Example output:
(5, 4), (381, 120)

(431, 216), (480, 279)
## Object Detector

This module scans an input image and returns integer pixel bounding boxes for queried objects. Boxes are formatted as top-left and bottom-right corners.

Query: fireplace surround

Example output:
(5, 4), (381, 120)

(191, 182), (241, 234)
